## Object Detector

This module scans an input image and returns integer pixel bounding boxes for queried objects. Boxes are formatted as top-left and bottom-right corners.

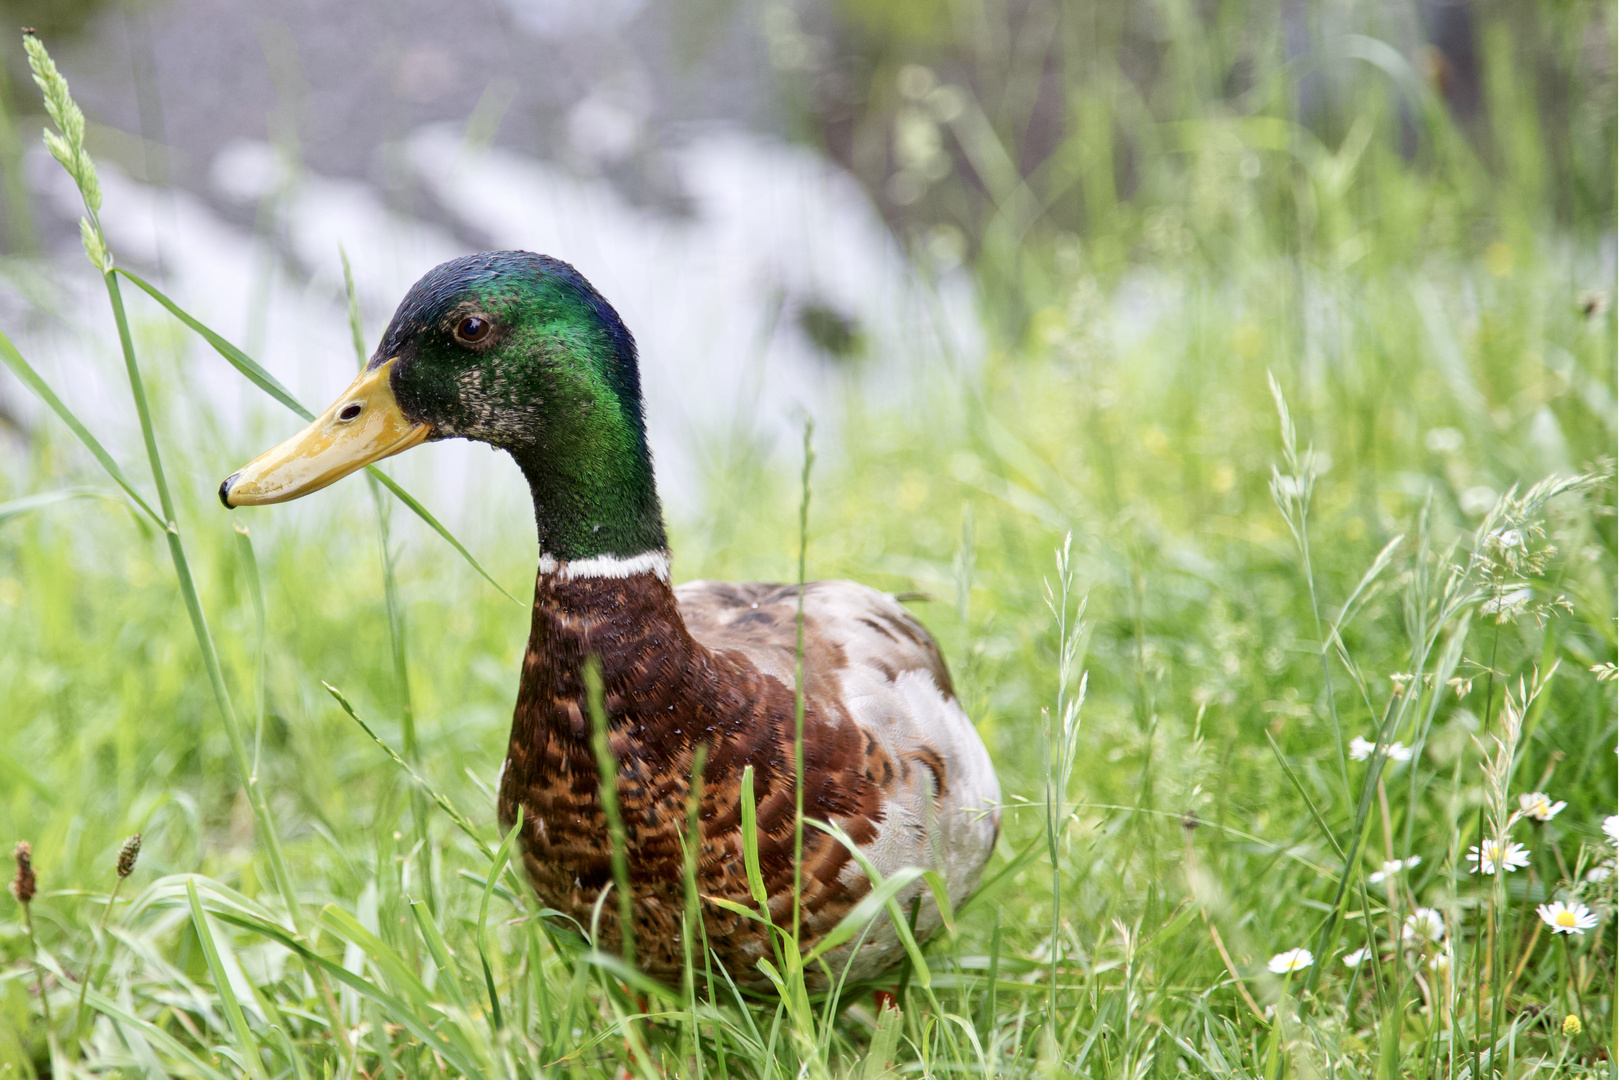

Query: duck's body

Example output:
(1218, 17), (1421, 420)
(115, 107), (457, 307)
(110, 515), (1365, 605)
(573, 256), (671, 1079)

(222, 251), (999, 984)
(504, 562), (998, 980)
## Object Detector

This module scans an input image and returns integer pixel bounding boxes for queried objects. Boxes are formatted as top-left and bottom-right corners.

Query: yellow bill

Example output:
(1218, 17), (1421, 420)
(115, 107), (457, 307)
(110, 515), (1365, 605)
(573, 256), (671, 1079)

(220, 358), (431, 507)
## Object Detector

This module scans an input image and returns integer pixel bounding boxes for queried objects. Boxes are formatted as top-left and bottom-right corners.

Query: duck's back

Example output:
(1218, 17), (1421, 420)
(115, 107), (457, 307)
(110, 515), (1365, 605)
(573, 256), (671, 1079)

(676, 579), (1001, 979)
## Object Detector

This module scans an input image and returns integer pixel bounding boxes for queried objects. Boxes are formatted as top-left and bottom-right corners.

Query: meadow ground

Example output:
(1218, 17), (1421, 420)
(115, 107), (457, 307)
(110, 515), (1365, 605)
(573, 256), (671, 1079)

(2, 11), (1617, 1080)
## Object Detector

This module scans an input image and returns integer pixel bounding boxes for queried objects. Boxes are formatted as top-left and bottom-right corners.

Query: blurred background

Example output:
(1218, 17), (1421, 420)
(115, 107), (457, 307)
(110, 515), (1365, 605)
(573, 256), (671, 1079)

(0, 0), (1611, 534)
(0, 3), (1615, 1074)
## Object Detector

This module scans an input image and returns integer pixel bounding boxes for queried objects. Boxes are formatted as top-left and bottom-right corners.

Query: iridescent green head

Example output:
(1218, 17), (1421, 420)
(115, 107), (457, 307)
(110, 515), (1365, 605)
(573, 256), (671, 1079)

(221, 251), (667, 562)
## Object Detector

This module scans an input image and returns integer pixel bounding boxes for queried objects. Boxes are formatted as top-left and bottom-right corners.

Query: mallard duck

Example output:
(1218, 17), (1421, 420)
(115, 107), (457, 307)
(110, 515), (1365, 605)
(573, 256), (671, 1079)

(220, 251), (999, 984)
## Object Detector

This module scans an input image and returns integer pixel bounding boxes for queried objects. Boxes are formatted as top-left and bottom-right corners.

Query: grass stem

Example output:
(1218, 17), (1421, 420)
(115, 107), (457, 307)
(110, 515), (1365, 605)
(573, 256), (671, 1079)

(99, 270), (354, 1065)
(70, 869), (128, 1046)
(791, 420), (813, 970)
(585, 656), (635, 965)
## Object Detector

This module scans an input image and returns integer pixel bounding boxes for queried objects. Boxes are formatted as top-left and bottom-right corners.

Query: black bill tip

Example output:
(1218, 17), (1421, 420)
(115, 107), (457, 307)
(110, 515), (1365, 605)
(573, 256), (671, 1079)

(218, 473), (239, 509)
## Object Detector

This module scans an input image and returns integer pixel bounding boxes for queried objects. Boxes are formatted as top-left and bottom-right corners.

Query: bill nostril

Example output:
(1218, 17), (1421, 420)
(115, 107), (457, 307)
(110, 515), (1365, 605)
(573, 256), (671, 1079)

(339, 403), (363, 422)
(218, 473), (240, 509)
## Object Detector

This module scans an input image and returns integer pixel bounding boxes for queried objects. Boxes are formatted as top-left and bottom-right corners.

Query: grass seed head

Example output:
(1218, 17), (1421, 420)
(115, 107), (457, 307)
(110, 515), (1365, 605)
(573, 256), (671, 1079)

(22, 31), (110, 270)
(11, 841), (35, 905)
(116, 834), (142, 878)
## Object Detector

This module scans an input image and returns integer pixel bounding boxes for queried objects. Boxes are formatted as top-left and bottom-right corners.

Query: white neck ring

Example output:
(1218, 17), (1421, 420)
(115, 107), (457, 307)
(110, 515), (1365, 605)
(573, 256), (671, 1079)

(536, 550), (671, 582)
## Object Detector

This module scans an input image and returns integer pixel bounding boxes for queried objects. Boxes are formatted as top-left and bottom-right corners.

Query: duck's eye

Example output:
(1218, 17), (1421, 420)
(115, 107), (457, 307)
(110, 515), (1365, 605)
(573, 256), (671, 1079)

(456, 316), (491, 343)
(339, 403), (362, 421)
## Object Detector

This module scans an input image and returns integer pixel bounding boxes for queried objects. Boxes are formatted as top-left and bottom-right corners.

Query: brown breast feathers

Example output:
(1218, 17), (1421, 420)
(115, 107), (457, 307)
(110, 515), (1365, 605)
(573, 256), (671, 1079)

(496, 567), (891, 980)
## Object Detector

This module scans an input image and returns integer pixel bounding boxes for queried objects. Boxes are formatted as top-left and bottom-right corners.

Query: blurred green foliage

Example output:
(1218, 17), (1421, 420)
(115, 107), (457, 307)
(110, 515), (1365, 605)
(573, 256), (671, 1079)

(806, 0), (1614, 327)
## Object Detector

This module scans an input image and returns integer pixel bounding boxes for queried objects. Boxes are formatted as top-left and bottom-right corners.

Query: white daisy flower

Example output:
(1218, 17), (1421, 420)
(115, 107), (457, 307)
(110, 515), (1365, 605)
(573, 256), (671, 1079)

(1341, 946), (1370, 968)
(1403, 908), (1446, 942)
(1518, 792), (1567, 822)
(1348, 736), (1411, 763)
(1604, 815), (1620, 846)
(1268, 948), (1314, 974)
(1467, 839), (1531, 875)
(1368, 855), (1422, 884)
(1537, 900), (1600, 936)
(1585, 865), (1612, 884)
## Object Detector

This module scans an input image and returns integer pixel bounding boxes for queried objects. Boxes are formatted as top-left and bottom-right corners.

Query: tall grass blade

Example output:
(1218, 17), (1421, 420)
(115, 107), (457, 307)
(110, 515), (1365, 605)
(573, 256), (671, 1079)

(70, 979), (231, 1080)
(1263, 731), (1345, 859)
(0, 331), (162, 526)
(409, 898), (470, 1011)
(323, 681), (493, 858)
(341, 247), (421, 757)
(342, 245), (433, 907)
(978, 909), (1000, 1039)
(680, 744), (709, 1066)
(366, 472), (521, 603)
(204, 905), (489, 1078)
(477, 811), (523, 1032)
(861, 998), (904, 1078)
(232, 522), (268, 777)
(790, 420), (810, 952)
(738, 764), (769, 910)
(186, 878), (265, 1080)
(25, 34), (356, 1063)
(584, 656), (635, 964)
(804, 819), (931, 986)
(0, 487), (111, 524)
(800, 866), (928, 963)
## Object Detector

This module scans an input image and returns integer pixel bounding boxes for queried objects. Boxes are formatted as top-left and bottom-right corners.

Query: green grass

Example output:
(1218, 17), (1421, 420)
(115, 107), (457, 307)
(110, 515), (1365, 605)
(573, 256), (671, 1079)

(2, 11), (1617, 1079)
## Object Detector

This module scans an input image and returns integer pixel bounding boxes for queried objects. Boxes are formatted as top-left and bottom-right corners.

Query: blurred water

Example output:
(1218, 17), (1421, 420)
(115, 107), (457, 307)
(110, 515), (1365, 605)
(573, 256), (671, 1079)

(0, 3), (982, 550)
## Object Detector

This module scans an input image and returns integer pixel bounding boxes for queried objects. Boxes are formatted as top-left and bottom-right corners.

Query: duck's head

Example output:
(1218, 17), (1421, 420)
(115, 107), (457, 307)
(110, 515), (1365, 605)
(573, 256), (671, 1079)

(220, 251), (666, 560)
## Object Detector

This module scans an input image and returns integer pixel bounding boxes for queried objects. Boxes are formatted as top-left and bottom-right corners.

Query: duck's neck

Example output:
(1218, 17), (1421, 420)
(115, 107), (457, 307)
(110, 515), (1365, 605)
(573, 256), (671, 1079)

(506, 388), (666, 563)
(508, 549), (698, 756)
(504, 397), (683, 748)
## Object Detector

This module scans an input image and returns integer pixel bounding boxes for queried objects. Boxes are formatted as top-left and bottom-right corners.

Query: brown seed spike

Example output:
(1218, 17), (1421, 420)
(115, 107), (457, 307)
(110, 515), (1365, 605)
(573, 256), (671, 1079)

(116, 834), (142, 878)
(11, 841), (36, 905)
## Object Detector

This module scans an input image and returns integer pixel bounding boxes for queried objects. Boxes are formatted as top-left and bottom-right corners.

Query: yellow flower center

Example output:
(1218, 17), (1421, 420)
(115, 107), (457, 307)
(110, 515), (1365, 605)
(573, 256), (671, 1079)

(1556, 910), (1577, 928)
